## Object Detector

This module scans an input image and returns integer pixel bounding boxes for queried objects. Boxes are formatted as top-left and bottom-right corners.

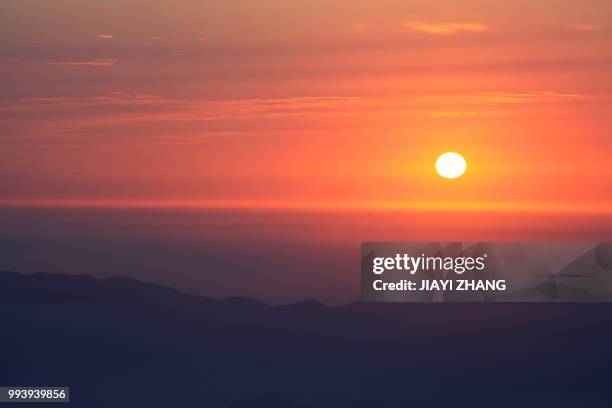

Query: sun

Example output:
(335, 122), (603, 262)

(435, 152), (467, 179)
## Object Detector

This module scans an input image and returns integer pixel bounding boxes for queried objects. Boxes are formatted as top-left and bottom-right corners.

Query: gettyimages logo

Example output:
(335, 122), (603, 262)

(362, 242), (612, 303)
(372, 253), (487, 275)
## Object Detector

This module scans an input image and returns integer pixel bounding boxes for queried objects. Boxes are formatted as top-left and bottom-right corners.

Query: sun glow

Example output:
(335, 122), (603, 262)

(435, 152), (467, 179)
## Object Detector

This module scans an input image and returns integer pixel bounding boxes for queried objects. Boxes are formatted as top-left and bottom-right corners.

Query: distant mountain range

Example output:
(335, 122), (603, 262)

(1, 270), (612, 407)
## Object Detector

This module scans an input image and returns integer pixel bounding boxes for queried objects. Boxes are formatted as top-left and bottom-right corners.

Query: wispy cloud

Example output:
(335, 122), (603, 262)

(565, 23), (603, 31)
(0, 91), (585, 115)
(97, 34), (114, 40)
(17, 40), (44, 45)
(42, 59), (117, 67)
(0, 91), (586, 146)
(403, 21), (487, 35)
(350, 21), (375, 32)
(429, 110), (512, 118)
(415, 91), (584, 105)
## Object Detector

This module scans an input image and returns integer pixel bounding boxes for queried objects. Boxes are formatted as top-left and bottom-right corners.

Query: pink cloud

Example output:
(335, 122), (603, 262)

(403, 21), (487, 35)
(43, 59), (117, 66)
(97, 34), (114, 40)
(565, 23), (603, 31)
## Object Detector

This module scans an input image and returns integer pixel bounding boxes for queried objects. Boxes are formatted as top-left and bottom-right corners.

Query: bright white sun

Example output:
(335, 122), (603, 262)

(435, 152), (467, 179)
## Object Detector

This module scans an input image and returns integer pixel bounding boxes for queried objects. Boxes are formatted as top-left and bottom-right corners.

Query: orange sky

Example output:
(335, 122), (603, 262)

(1, 0), (611, 214)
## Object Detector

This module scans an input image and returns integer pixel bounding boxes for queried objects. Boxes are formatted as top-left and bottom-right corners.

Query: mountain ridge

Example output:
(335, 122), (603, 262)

(1, 270), (612, 407)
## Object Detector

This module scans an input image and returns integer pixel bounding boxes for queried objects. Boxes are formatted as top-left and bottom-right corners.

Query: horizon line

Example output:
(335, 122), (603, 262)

(0, 198), (610, 215)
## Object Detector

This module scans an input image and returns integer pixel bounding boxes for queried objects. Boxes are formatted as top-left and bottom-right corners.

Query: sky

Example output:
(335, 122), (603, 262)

(0, 1), (611, 302)
(1, 0), (611, 212)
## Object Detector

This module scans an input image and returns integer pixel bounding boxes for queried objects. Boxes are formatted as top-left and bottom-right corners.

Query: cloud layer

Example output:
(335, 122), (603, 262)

(403, 21), (487, 35)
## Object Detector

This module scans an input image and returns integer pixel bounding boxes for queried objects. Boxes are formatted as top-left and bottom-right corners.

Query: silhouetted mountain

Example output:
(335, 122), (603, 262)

(0, 270), (209, 304)
(1, 271), (612, 407)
